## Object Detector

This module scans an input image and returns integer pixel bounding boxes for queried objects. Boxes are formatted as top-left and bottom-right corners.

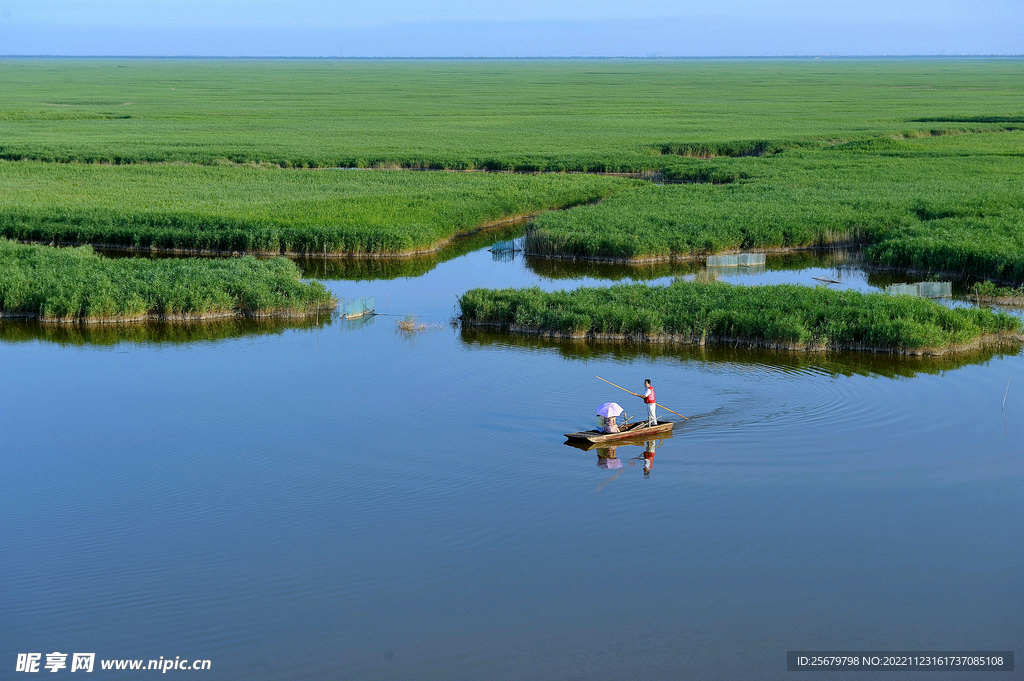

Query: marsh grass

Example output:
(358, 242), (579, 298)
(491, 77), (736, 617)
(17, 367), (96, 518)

(1, 59), (1021, 171)
(970, 281), (1024, 298)
(0, 240), (333, 322)
(0, 162), (632, 255)
(526, 132), (1024, 282)
(2, 59), (1023, 295)
(459, 281), (1022, 354)
(395, 314), (443, 334)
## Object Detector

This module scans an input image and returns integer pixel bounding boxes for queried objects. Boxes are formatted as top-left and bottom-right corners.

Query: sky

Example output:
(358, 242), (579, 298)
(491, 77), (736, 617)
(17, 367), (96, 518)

(0, 0), (1021, 57)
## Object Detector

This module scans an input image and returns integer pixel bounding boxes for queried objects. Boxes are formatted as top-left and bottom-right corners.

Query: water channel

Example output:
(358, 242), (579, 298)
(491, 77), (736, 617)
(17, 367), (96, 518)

(2, 235), (1022, 680)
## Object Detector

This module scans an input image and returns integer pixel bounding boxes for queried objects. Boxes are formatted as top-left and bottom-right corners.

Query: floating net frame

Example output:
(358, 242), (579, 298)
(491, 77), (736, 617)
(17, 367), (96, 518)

(340, 296), (375, 319)
(489, 239), (522, 262)
(706, 253), (765, 268)
(885, 282), (952, 299)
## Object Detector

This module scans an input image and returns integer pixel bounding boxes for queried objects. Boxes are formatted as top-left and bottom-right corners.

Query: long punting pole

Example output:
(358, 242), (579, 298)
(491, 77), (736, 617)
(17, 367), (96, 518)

(595, 376), (688, 421)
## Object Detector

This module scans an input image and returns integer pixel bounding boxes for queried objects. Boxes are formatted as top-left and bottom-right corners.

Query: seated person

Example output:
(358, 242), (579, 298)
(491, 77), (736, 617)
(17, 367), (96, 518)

(603, 416), (620, 433)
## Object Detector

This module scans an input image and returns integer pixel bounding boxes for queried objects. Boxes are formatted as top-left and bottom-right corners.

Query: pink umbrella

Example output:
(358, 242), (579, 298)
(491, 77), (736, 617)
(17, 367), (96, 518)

(596, 402), (624, 418)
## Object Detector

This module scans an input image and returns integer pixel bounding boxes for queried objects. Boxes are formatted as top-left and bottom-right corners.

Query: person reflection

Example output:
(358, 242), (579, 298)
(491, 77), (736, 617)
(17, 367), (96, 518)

(643, 440), (656, 477)
(596, 446), (622, 469)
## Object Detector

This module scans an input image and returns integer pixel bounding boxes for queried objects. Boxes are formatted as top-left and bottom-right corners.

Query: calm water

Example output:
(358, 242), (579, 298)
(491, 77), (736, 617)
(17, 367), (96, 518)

(2, 244), (1022, 680)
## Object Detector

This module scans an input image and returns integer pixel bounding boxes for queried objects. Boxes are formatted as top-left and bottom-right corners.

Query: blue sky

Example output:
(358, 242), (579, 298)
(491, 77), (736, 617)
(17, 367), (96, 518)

(1, 0), (1021, 57)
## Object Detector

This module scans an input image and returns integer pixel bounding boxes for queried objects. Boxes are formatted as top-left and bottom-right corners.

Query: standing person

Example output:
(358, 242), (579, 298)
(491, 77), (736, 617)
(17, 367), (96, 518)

(640, 379), (657, 426)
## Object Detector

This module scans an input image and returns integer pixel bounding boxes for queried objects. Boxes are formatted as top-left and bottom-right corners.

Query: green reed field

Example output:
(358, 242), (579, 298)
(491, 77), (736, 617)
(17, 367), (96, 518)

(0, 58), (1022, 303)
(459, 281), (1023, 354)
(1, 59), (1021, 170)
(527, 130), (1024, 281)
(0, 240), (333, 321)
(0, 162), (630, 254)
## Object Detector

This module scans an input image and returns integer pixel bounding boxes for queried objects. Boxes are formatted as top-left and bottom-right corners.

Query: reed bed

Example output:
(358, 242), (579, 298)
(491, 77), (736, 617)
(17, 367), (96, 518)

(1, 59), (1021, 171)
(0, 162), (631, 255)
(2, 59), (1023, 294)
(0, 240), (333, 322)
(458, 281), (1022, 354)
(969, 281), (1024, 299)
(526, 133), (1024, 282)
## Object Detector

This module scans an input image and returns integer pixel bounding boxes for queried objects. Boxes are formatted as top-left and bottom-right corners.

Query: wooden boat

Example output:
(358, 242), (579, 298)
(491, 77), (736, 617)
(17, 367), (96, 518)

(564, 420), (674, 443)
(563, 431), (674, 451)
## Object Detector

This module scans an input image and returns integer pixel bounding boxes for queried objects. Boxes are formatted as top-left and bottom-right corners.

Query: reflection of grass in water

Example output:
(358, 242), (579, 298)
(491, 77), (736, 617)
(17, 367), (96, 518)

(524, 249), (858, 281)
(525, 256), (702, 281)
(0, 316), (332, 347)
(297, 256), (440, 282)
(294, 223), (528, 281)
(459, 327), (1020, 379)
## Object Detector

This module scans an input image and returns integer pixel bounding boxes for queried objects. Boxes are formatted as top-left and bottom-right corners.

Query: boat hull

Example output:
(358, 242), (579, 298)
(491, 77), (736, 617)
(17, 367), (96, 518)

(564, 420), (674, 443)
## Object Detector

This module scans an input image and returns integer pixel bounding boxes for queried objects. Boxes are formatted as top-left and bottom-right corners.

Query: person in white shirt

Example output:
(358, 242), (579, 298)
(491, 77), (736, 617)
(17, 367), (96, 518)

(641, 379), (656, 425)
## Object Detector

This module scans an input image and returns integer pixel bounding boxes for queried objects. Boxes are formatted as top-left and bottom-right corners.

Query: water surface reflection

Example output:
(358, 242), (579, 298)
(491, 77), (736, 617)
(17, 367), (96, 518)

(294, 224), (527, 281)
(0, 316), (333, 347)
(460, 327), (1023, 379)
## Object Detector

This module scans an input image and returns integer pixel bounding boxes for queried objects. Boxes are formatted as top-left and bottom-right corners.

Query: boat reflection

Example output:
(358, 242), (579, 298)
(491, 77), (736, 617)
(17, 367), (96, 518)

(596, 439), (658, 475)
(586, 438), (670, 490)
(564, 431), (674, 452)
(596, 447), (623, 469)
(642, 439), (656, 477)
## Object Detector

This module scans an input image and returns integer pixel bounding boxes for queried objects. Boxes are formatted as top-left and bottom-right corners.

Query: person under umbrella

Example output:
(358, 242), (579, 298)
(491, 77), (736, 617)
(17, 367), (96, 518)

(595, 402), (624, 433)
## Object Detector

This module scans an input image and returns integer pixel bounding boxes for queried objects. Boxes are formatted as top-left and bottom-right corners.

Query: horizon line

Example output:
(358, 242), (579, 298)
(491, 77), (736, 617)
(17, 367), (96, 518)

(2, 54), (1023, 60)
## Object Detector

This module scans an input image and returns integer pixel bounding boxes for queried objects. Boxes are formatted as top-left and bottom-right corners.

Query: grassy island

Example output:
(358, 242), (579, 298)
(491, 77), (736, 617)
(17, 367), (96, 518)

(458, 281), (1023, 355)
(0, 240), (334, 323)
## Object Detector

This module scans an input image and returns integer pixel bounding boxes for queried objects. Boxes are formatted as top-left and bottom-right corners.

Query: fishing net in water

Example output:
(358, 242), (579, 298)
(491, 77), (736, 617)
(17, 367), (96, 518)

(885, 282), (952, 298)
(340, 296), (375, 318)
(489, 240), (521, 262)
(706, 253), (765, 267)
(917, 281), (953, 298)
